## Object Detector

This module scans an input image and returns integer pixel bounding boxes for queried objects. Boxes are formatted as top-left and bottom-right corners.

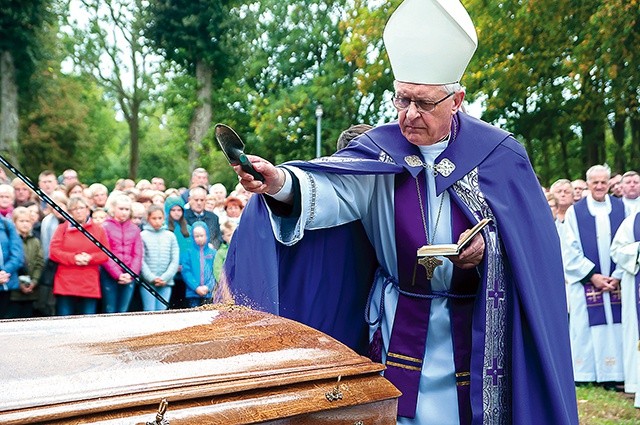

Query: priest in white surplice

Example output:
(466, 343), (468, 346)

(610, 212), (640, 403)
(622, 171), (640, 216)
(564, 164), (625, 386)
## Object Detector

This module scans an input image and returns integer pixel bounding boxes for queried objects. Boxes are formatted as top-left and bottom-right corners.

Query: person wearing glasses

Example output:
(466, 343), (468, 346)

(224, 0), (578, 424)
(49, 197), (110, 316)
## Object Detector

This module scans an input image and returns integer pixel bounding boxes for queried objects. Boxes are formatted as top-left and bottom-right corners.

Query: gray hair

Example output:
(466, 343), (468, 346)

(550, 179), (572, 191)
(586, 164), (611, 181)
(393, 81), (464, 95)
(443, 82), (464, 95)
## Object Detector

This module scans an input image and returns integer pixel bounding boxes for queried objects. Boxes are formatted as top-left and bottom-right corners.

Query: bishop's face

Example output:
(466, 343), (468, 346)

(394, 82), (464, 146)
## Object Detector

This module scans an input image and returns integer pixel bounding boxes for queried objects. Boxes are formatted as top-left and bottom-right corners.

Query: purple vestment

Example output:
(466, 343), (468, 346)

(224, 112), (578, 424)
(573, 196), (624, 326)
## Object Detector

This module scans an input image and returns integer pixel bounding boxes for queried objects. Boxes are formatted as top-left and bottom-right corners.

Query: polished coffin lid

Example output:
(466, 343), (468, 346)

(0, 307), (399, 424)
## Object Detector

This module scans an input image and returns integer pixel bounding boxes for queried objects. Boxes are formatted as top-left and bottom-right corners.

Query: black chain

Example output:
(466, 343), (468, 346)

(0, 155), (169, 307)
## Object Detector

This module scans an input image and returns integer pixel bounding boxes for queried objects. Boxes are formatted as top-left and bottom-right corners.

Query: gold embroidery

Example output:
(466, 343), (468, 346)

(585, 287), (601, 303)
(456, 372), (471, 377)
(387, 352), (423, 363)
(386, 360), (422, 372)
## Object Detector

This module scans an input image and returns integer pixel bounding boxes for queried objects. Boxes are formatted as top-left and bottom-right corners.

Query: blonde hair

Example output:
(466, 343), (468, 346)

(220, 220), (238, 233)
(12, 206), (31, 222)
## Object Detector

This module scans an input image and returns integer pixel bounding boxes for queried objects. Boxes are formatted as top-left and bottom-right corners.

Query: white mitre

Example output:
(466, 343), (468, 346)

(383, 0), (478, 85)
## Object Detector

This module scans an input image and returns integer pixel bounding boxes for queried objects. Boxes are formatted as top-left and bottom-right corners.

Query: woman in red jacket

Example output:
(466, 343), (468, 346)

(50, 197), (110, 316)
(100, 194), (143, 313)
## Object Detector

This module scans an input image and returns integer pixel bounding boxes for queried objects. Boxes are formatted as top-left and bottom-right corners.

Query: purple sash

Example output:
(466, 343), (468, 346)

(386, 169), (478, 422)
(449, 204), (479, 425)
(634, 214), (640, 338)
(574, 197), (624, 326)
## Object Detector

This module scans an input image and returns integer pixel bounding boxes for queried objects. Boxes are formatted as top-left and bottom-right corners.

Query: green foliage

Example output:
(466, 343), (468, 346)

(20, 71), (124, 183)
(62, 0), (159, 178)
(8, 0), (640, 190)
(0, 0), (55, 93)
(216, 0), (393, 164)
(144, 0), (243, 80)
(465, 0), (640, 185)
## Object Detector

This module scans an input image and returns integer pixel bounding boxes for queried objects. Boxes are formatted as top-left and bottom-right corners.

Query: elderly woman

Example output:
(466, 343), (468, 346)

(49, 197), (110, 316)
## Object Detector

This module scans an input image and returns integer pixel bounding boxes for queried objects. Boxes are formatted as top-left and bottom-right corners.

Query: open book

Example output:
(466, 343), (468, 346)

(417, 218), (492, 257)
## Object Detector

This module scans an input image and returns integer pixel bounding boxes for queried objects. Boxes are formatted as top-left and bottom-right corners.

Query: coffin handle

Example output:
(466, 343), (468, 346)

(325, 375), (344, 402)
(146, 398), (170, 425)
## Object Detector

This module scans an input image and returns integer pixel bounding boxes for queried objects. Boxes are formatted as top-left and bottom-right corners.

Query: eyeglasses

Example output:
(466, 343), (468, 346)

(392, 92), (454, 113)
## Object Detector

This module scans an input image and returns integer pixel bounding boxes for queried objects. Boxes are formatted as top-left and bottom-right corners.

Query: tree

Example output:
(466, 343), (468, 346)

(465, 0), (640, 184)
(63, 0), (159, 179)
(0, 0), (53, 166)
(221, 0), (394, 164)
(144, 0), (246, 171)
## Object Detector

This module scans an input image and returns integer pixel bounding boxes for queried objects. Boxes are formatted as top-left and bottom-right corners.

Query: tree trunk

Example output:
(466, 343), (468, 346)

(611, 113), (626, 173)
(188, 60), (213, 171)
(581, 118), (605, 167)
(558, 129), (570, 179)
(631, 116), (640, 167)
(0, 50), (20, 166)
(128, 104), (140, 179)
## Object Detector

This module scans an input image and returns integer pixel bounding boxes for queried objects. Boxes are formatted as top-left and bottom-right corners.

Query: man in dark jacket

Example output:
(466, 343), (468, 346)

(184, 186), (222, 249)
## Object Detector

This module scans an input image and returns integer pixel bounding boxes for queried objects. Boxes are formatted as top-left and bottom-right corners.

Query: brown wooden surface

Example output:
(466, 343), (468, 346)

(34, 374), (398, 424)
(0, 308), (400, 424)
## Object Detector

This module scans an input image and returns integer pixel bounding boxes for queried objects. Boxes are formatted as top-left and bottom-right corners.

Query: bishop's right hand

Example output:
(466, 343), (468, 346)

(233, 155), (285, 196)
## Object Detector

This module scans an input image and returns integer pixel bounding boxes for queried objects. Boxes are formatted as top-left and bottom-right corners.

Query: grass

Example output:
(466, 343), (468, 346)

(577, 384), (640, 424)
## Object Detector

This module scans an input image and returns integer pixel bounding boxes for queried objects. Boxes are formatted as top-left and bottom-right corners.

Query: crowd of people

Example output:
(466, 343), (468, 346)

(547, 166), (640, 407)
(0, 166), (246, 319)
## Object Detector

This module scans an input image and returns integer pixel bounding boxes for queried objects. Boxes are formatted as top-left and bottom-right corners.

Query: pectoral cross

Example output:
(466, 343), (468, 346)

(418, 256), (443, 280)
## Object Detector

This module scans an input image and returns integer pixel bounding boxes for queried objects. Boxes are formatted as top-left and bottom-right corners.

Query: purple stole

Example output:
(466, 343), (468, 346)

(634, 214), (640, 338)
(385, 169), (479, 423)
(574, 197), (624, 326)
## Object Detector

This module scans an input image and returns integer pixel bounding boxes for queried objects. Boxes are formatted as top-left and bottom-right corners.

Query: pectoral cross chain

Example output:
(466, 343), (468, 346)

(418, 256), (443, 280)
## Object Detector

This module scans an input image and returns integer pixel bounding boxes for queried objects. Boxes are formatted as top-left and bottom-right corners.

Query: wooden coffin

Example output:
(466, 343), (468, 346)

(0, 307), (400, 424)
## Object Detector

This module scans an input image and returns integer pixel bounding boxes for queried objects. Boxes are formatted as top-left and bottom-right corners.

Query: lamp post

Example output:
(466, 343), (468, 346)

(315, 104), (323, 158)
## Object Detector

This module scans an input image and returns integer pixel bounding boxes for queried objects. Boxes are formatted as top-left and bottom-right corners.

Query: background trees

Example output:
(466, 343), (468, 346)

(2, 0), (640, 188)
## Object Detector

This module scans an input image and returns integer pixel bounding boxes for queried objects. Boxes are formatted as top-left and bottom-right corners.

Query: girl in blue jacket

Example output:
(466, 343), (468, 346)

(181, 221), (216, 308)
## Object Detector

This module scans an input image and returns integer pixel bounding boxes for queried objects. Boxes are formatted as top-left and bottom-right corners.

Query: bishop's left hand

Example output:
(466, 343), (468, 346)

(450, 230), (485, 269)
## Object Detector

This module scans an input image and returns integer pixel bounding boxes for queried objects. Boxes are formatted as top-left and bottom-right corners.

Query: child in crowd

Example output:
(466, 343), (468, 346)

(151, 192), (165, 206)
(100, 194), (143, 314)
(140, 205), (179, 311)
(130, 202), (146, 229)
(213, 220), (237, 283)
(91, 208), (108, 225)
(182, 221), (216, 308)
(22, 201), (43, 240)
(164, 196), (191, 308)
(7, 207), (42, 318)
